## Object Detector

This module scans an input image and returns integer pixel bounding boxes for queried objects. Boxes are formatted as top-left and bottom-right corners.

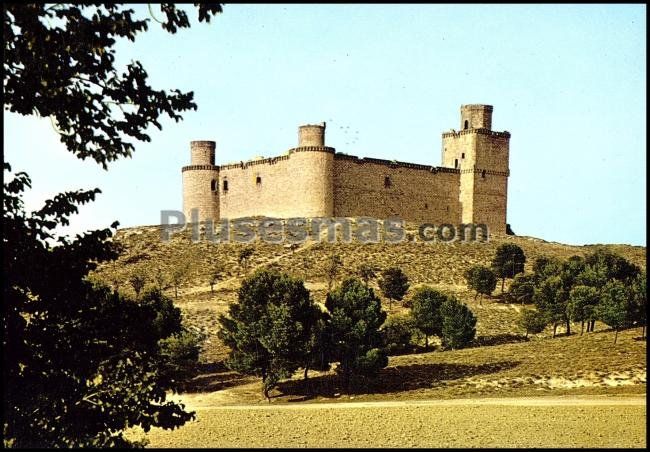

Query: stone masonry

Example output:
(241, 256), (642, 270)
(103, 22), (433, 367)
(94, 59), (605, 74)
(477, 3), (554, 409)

(181, 105), (511, 234)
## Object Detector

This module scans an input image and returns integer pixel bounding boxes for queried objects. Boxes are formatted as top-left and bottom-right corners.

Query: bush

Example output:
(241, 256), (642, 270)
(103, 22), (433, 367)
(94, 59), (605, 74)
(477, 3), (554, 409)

(440, 298), (477, 350)
(517, 309), (548, 338)
(381, 315), (414, 354)
(158, 328), (204, 390)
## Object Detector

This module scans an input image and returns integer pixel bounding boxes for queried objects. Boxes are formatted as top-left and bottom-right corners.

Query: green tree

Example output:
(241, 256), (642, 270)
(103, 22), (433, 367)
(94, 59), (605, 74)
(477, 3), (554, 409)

(302, 315), (332, 381)
(597, 280), (630, 344)
(129, 272), (147, 301)
(217, 269), (323, 399)
(509, 273), (536, 305)
(378, 267), (410, 309)
(170, 266), (187, 298)
(532, 256), (563, 284)
(158, 328), (204, 391)
(440, 298), (477, 350)
(491, 243), (526, 292)
(325, 278), (388, 390)
(464, 265), (497, 304)
(517, 308), (548, 338)
(381, 315), (414, 355)
(584, 249), (641, 283)
(4, 4), (222, 446)
(358, 263), (377, 287)
(533, 275), (567, 338)
(567, 285), (600, 335)
(326, 253), (343, 291)
(3, 174), (200, 446)
(238, 247), (255, 273)
(629, 271), (647, 339)
(154, 267), (168, 292)
(409, 286), (446, 350)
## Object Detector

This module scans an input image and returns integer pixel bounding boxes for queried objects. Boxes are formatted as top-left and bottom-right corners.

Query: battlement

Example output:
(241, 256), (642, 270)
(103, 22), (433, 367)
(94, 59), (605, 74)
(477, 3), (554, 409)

(219, 155), (291, 170)
(442, 128), (511, 139)
(182, 164), (220, 172)
(288, 146), (336, 154)
(334, 153), (460, 173)
(460, 168), (510, 177)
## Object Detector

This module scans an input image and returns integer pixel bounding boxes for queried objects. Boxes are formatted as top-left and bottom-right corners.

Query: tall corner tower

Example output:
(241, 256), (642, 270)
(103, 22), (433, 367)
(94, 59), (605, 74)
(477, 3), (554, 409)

(289, 122), (334, 217)
(441, 105), (510, 234)
(182, 140), (220, 223)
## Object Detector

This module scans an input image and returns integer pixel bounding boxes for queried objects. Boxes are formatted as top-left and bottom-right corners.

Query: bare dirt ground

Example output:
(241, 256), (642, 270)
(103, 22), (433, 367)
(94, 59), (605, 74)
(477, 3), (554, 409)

(134, 395), (646, 448)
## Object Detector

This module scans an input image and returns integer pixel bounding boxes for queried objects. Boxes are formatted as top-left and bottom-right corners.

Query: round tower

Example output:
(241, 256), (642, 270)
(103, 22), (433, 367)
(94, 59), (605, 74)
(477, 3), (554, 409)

(182, 140), (219, 223)
(190, 140), (216, 165)
(298, 122), (326, 147)
(460, 104), (493, 130)
(288, 122), (334, 217)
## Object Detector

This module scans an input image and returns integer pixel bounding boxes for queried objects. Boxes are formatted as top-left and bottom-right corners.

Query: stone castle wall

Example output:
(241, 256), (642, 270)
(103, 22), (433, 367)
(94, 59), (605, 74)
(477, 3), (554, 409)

(181, 105), (511, 234)
(333, 155), (462, 223)
(217, 147), (334, 219)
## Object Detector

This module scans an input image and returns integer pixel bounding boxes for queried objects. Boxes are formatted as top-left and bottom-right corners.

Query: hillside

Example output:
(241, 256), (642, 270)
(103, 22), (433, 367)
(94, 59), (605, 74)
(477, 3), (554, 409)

(91, 222), (646, 364)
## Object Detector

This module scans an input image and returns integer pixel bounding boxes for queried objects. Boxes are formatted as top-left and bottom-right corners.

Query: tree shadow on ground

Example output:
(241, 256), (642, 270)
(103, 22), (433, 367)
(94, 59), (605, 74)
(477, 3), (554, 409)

(276, 360), (520, 401)
(473, 334), (529, 347)
(182, 361), (257, 393)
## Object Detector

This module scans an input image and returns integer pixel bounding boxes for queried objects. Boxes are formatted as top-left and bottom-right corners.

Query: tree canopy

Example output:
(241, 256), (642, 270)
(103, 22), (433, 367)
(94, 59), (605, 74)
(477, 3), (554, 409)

(491, 243), (526, 292)
(409, 286), (446, 350)
(378, 267), (410, 309)
(3, 3), (223, 447)
(325, 278), (388, 389)
(217, 269), (324, 399)
(4, 3), (222, 167)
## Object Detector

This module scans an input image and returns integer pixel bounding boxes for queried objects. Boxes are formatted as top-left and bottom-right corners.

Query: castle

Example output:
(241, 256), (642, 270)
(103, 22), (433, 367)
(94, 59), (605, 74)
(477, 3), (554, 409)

(182, 105), (510, 234)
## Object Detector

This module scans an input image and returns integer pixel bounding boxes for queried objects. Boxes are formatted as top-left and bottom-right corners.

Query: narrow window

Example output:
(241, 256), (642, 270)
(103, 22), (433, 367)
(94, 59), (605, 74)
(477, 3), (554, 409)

(424, 203), (428, 209)
(454, 159), (458, 169)
(464, 120), (469, 130)
(211, 179), (216, 191)
(481, 170), (486, 178)
(223, 180), (229, 192)
(461, 153), (465, 159)
(256, 176), (262, 186)
(384, 176), (392, 188)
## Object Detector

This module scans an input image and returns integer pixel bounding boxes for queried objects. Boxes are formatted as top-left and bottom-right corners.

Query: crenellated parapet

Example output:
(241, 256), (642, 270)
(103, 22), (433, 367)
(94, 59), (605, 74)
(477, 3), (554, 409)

(459, 168), (510, 177)
(182, 164), (219, 172)
(219, 155), (291, 170)
(334, 153), (460, 173)
(287, 145), (336, 154)
(442, 129), (511, 139)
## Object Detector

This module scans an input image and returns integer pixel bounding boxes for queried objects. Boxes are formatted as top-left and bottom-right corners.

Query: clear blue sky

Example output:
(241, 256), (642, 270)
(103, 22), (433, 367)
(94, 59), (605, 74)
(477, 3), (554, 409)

(4, 4), (646, 246)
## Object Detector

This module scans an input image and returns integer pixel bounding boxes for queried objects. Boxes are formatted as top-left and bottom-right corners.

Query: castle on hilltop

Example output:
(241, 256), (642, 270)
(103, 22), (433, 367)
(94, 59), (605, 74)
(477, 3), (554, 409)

(182, 105), (511, 234)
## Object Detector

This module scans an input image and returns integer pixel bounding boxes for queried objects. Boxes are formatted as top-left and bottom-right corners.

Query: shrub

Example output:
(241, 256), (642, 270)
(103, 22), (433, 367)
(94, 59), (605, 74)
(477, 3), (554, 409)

(517, 309), (548, 338)
(381, 315), (415, 354)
